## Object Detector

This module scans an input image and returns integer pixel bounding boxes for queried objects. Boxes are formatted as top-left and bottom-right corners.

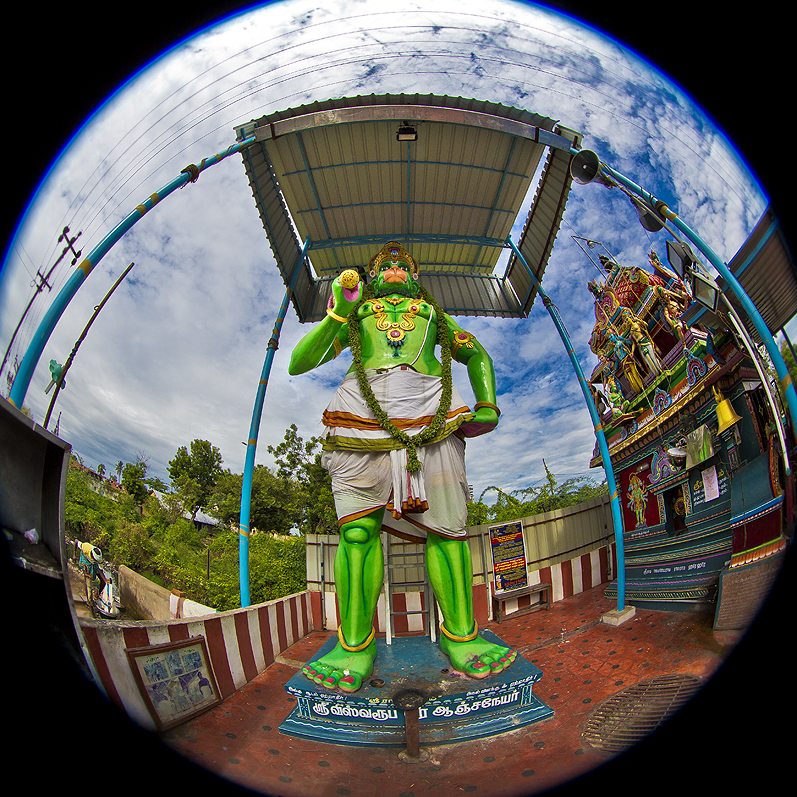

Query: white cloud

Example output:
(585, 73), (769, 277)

(1, 0), (768, 501)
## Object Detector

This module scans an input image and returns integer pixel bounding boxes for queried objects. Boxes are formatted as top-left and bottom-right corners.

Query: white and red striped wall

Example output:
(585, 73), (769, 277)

(79, 590), (319, 732)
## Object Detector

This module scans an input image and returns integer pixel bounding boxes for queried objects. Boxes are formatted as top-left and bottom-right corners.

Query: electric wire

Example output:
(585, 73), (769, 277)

(4, 10), (760, 404)
(42, 14), (753, 269)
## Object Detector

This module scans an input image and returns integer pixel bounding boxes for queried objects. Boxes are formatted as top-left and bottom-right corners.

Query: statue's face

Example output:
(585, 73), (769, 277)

(373, 258), (419, 297)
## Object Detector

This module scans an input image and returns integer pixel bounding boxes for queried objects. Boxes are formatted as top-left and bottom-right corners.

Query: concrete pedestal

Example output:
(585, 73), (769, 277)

(601, 606), (637, 626)
(279, 629), (553, 746)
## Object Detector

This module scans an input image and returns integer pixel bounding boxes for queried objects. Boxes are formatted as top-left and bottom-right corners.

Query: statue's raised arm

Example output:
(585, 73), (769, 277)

(288, 270), (360, 375)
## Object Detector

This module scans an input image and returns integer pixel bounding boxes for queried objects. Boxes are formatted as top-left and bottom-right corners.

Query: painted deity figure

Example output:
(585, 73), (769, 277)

(629, 316), (663, 378)
(605, 374), (629, 418)
(289, 242), (516, 693)
(654, 285), (687, 341)
(627, 473), (649, 529)
(607, 330), (645, 394)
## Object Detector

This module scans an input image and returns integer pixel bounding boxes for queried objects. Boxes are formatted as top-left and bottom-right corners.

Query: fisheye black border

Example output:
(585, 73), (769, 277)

(3, 3), (793, 795)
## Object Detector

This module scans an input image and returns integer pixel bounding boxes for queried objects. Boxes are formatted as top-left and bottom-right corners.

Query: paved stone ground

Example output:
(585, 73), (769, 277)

(160, 586), (754, 797)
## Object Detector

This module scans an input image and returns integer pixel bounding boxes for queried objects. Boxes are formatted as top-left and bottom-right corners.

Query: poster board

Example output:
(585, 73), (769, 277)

(489, 520), (529, 593)
(125, 636), (221, 731)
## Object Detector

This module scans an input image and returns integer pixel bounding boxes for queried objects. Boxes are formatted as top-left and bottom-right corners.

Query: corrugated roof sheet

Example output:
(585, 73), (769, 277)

(682, 208), (797, 343)
(235, 93), (578, 321)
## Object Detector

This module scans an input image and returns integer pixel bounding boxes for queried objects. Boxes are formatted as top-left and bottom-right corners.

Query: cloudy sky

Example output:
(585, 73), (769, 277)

(1, 0), (789, 502)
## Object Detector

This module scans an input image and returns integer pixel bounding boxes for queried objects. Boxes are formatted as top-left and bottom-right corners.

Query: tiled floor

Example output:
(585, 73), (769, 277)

(156, 585), (765, 797)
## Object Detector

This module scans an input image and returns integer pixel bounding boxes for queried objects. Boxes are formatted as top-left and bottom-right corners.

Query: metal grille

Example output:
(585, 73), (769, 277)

(582, 674), (704, 754)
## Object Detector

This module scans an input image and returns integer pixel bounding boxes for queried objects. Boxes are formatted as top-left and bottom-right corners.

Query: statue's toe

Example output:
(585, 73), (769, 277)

(338, 673), (362, 693)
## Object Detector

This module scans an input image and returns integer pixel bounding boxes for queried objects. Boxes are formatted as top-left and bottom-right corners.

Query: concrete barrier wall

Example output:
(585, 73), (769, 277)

(78, 590), (319, 732)
(118, 565), (216, 621)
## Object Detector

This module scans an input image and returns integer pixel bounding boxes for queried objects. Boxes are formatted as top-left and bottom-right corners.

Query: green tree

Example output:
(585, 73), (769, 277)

(108, 519), (154, 570)
(122, 460), (149, 504)
(209, 466), (296, 534)
(168, 439), (224, 520)
(466, 463), (608, 525)
(268, 424), (336, 534)
(144, 475), (169, 493)
(65, 456), (137, 550)
(97, 463), (105, 477)
(779, 339), (797, 402)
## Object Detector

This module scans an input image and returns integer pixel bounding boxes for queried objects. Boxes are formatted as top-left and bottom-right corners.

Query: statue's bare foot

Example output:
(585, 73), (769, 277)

(301, 640), (377, 693)
(440, 634), (516, 680)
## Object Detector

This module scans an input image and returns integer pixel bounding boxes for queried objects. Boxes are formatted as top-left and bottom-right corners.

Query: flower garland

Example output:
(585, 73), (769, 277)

(346, 283), (453, 473)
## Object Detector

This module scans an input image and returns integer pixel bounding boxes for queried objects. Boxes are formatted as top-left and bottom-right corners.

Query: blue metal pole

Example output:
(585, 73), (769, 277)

(238, 289), (291, 607)
(599, 162), (797, 438)
(238, 239), (309, 606)
(507, 236), (627, 610)
(8, 137), (255, 410)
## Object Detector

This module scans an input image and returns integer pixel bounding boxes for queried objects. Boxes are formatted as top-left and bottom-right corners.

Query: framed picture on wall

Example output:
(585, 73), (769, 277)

(125, 636), (221, 731)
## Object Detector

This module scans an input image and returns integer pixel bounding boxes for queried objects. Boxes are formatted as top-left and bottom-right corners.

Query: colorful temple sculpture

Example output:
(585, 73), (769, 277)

(587, 249), (792, 615)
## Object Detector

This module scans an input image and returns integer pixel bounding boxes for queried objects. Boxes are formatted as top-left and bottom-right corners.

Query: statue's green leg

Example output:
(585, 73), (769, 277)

(302, 509), (383, 693)
(426, 533), (516, 679)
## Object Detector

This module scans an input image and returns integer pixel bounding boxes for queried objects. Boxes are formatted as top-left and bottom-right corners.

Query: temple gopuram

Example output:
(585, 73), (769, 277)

(587, 248), (790, 620)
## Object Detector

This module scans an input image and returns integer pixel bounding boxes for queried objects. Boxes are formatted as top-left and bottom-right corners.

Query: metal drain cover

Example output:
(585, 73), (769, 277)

(582, 674), (704, 754)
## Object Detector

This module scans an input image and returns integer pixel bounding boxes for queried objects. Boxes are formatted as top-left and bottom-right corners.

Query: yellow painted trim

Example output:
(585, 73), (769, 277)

(473, 401), (501, 417)
(781, 373), (793, 391)
(247, 438), (257, 445)
(149, 192), (160, 206)
(440, 620), (479, 642)
(78, 258), (93, 276)
(136, 204), (147, 216)
(338, 626), (375, 652)
(259, 379), (268, 386)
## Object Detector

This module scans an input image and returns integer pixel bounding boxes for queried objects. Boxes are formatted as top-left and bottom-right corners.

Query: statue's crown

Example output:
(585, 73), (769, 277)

(369, 241), (418, 274)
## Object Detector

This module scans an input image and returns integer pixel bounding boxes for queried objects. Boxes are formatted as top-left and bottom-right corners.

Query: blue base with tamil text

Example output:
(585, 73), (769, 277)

(278, 629), (553, 746)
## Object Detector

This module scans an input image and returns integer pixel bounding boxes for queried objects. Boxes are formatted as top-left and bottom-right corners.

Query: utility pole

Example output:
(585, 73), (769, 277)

(0, 227), (82, 384)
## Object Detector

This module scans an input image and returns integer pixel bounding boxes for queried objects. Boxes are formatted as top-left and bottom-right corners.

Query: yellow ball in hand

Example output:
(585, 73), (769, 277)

(339, 269), (360, 289)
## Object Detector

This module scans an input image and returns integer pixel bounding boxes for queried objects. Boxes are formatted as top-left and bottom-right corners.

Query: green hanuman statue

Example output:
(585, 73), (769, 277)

(289, 242), (516, 692)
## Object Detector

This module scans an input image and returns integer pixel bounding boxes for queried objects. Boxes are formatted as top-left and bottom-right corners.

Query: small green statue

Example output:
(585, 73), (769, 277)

(289, 242), (516, 692)
(606, 374), (629, 418)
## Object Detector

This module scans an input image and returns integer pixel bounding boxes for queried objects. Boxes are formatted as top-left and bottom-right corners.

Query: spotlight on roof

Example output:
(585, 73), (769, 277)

(692, 271), (721, 313)
(666, 239), (697, 280)
(396, 125), (418, 142)
(629, 194), (665, 233)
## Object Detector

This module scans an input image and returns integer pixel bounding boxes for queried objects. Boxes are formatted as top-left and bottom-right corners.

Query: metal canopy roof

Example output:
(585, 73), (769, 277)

(235, 94), (581, 322)
(683, 207), (797, 343)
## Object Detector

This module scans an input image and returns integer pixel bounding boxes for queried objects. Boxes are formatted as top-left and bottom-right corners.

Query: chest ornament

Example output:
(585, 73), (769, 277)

(368, 300), (423, 351)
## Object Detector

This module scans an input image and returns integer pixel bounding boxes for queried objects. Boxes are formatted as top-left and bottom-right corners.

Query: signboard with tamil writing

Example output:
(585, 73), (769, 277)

(691, 463), (730, 508)
(489, 520), (528, 593)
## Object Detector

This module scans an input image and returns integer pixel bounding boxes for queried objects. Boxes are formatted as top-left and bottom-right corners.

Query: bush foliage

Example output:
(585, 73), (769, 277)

(66, 432), (606, 612)
(64, 427), (330, 612)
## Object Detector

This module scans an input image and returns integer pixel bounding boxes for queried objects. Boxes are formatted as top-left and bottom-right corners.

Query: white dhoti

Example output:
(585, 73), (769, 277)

(320, 367), (474, 542)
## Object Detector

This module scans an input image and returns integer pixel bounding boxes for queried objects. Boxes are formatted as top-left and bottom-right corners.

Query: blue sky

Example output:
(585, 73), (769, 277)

(1, 0), (788, 502)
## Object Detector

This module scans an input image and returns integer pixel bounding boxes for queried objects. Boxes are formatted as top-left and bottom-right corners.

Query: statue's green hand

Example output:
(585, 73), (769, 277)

(460, 406), (499, 438)
(472, 407), (499, 426)
(329, 272), (362, 316)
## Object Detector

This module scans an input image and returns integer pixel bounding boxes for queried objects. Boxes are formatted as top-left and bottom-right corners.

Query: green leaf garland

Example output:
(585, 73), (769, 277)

(346, 284), (453, 472)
